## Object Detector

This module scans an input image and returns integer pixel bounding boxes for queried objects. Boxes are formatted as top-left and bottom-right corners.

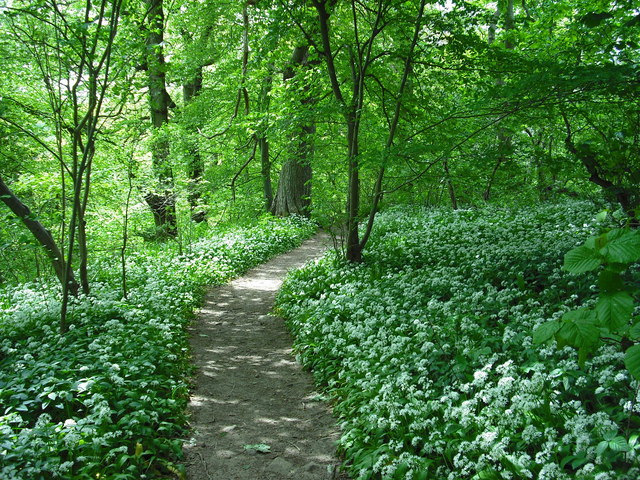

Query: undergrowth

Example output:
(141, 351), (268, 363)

(277, 201), (640, 480)
(0, 215), (315, 479)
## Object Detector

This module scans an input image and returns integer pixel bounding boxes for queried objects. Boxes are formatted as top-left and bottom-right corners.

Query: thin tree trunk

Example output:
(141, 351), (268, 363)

(444, 159), (458, 209)
(0, 176), (79, 295)
(313, 0), (385, 262)
(257, 66), (274, 211)
(259, 136), (273, 211)
(183, 67), (207, 222)
(483, 0), (514, 202)
(359, 0), (426, 251)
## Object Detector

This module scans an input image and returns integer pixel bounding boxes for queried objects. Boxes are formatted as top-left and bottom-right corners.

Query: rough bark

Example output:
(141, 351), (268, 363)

(271, 45), (314, 217)
(145, 0), (177, 237)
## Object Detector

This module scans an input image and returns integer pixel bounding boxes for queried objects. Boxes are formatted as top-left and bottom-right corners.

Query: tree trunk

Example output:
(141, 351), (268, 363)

(257, 65), (274, 211)
(444, 159), (458, 209)
(145, 0), (177, 237)
(259, 136), (273, 211)
(359, 0), (426, 251)
(271, 45), (314, 217)
(483, 0), (514, 202)
(0, 176), (79, 295)
(183, 68), (207, 222)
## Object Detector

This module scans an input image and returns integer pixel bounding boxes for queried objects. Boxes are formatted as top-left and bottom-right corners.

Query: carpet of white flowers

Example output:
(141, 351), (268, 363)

(276, 202), (640, 480)
(0, 215), (315, 479)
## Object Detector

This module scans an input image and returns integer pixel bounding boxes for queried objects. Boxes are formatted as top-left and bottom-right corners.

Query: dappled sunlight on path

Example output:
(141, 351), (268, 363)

(184, 233), (348, 480)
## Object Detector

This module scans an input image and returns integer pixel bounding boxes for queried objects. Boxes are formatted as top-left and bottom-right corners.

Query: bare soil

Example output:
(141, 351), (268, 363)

(183, 233), (349, 480)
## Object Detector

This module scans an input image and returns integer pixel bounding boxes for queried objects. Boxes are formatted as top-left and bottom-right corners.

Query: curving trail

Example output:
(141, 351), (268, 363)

(183, 233), (348, 480)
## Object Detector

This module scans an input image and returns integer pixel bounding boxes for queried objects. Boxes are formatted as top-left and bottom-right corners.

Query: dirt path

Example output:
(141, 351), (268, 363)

(183, 233), (348, 480)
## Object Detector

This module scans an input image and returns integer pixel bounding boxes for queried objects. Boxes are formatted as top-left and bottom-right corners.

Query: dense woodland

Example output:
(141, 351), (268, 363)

(0, 0), (639, 478)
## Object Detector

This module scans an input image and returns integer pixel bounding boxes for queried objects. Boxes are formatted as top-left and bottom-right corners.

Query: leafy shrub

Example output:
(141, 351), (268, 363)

(0, 215), (315, 479)
(277, 201), (640, 480)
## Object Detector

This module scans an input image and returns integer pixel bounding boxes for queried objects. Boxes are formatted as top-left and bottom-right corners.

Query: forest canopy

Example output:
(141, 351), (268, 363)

(1, 0), (638, 282)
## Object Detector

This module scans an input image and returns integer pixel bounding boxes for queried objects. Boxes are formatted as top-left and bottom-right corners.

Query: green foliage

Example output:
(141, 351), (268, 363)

(277, 201), (640, 479)
(535, 221), (640, 376)
(0, 216), (315, 479)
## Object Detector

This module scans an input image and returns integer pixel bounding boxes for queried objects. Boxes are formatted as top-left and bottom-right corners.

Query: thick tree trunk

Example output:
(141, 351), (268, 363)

(145, 0), (177, 237)
(272, 45), (314, 217)
(0, 176), (79, 295)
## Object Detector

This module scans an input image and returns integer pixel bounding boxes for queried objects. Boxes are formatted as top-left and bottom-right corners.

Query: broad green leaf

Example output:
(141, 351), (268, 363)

(596, 210), (609, 222)
(600, 230), (640, 264)
(475, 468), (501, 480)
(595, 291), (634, 330)
(624, 345), (640, 380)
(598, 270), (623, 294)
(533, 320), (561, 344)
(608, 436), (631, 452)
(416, 471), (430, 480)
(557, 311), (599, 349)
(564, 245), (601, 273)
(629, 322), (640, 340)
(596, 441), (609, 455)
(393, 463), (410, 479)
(562, 308), (597, 323)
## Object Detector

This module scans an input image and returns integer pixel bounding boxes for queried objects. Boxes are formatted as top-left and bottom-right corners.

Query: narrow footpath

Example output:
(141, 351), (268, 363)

(183, 233), (348, 480)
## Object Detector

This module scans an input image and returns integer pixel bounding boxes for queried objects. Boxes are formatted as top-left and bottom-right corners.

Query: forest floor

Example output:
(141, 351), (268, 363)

(183, 232), (349, 480)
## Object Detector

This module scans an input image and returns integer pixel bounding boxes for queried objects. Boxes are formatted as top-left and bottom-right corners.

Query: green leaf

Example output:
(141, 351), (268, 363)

(393, 463), (410, 479)
(596, 440), (609, 455)
(596, 210), (609, 222)
(629, 323), (640, 340)
(598, 270), (624, 294)
(475, 468), (501, 480)
(580, 12), (613, 27)
(600, 230), (640, 264)
(243, 443), (271, 453)
(624, 345), (640, 380)
(558, 310), (599, 349)
(562, 308), (597, 324)
(564, 245), (601, 273)
(533, 321), (561, 344)
(608, 436), (630, 453)
(595, 291), (634, 330)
